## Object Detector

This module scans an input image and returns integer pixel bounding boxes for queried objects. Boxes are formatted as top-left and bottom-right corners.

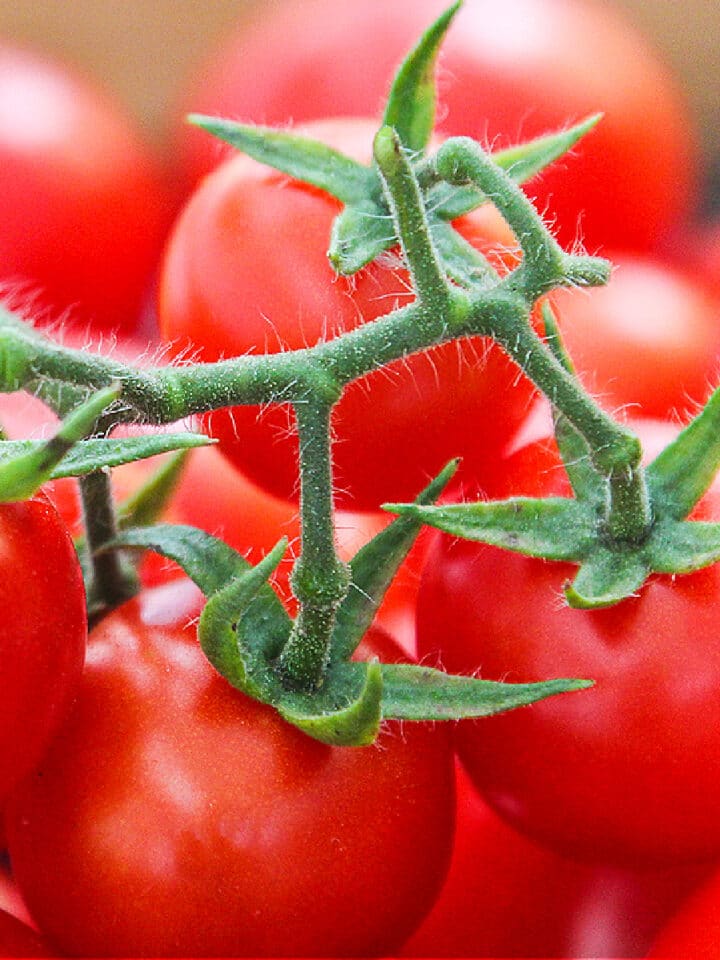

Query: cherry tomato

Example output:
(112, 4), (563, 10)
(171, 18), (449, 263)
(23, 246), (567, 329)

(173, 0), (696, 254)
(6, 578), (455, 958)
(416, 419), (720, 865)
(160, 117), (536, 510)
(0, 490), (86, 803)
(551, 254), (720, 420)
(0, 43), (171, 334)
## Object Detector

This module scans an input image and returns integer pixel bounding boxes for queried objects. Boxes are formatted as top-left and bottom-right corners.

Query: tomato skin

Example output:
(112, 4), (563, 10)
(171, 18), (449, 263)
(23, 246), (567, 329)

(552, 254), (720, 420)
(402, 762), (712, 958)
(6, 579), (454, 958)
(648, 868), (720, 958)
(0, 491), (86, 803)
(0, 44), (171, 334)
(416, 420), (720, 866)
(0, 909), (56, 958)
(160, 118), (536, 510)
(174, 0), (696, 254)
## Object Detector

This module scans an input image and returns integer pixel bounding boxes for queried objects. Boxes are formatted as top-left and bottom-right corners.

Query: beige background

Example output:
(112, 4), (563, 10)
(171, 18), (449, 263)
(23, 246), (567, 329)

(0, 1), (717, 187)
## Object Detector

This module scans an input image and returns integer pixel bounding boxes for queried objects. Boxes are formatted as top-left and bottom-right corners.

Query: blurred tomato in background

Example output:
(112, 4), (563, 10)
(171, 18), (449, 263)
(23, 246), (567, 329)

(0, 44), (172, 336)
(172, 0), (698, 256)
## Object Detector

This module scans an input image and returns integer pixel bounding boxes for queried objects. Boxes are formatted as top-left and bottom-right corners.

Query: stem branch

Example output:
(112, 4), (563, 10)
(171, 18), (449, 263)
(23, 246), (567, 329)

(278, 398), (349, 691)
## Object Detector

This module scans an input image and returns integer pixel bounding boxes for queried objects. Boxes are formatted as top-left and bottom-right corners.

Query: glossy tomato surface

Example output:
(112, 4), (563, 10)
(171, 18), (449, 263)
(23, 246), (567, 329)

(160, 117), (536, 510)
(0, 44), (170, 333)
(648, 866), (720, 958)
(7, 579), (455, 958)
(402, 763), (712, 958)
(174, 0), (696, 254)
(416, 420), (720, 865)
(0, 491), (86, 803)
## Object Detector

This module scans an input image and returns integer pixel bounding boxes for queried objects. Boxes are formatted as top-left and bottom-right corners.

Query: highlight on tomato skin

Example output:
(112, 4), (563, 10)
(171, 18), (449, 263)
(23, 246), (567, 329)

(171, 0), (698, 255)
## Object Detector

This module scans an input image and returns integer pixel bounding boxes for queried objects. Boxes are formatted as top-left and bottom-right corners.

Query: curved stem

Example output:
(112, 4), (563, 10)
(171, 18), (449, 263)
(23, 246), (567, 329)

(277, 397), (349, 691)
(435, 137), (610, 301)
(481, 294), (651, 543)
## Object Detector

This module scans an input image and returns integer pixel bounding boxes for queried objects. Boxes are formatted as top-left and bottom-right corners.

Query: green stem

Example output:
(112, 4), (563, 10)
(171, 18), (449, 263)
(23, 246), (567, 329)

(373, 126), (453, 311)
(80, 471), (139, 624)
(278, 398), (349, 691)
(435, 137), (609, 300)
(481, 295), (651, 543)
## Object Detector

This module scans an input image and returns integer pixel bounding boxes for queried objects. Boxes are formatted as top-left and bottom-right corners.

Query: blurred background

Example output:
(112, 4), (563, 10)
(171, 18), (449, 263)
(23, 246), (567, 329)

(0, 0), (717, 188)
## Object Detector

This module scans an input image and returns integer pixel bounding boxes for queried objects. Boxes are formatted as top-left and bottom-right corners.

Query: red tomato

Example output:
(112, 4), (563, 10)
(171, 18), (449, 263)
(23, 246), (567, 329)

(0, 910), (55, 958)
(0, 490), (86, 803)
(0, 44), (171, 334)
(402, 763), (712, 958)
(160, 117), (536, 510)
(173, 0), (696, 253)
(648, 867), (720, 958)
(6, 578), (455, 957)
(416, 419), (720, 865)
(551, 254), (720, 420)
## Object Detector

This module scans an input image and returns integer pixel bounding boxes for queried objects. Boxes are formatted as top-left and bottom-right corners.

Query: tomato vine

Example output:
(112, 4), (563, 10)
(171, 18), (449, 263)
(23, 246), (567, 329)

(0, 1), (717, 757)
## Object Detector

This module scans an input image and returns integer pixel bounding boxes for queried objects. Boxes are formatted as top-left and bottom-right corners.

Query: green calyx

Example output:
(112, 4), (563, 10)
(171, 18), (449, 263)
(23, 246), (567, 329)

(388, 306), (720, 609)
(110, 463), (590, 747)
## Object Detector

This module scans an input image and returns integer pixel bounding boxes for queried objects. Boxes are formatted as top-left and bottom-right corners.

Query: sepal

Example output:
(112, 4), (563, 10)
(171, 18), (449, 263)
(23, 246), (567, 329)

(108, 522), (285, 600)
(331, 459), (458, 662)
(378, 662), (592, 720)
(564, 547), (649, 609)
(646, 385), (720, 519)
(187, 117), (374, 205)
(381, 1), (461, 152)
(387, 496), (595, 561)
(0, 385), (202, 502)
(328, 204), (395, 275)
(198, 539), (291, 698)
(647, 520), (720, 575)
(279, 659), (383, 747)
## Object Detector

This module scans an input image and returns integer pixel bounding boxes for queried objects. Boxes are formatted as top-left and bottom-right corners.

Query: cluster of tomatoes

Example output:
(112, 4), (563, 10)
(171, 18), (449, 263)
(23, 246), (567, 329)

(2, 0), (720, 956)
